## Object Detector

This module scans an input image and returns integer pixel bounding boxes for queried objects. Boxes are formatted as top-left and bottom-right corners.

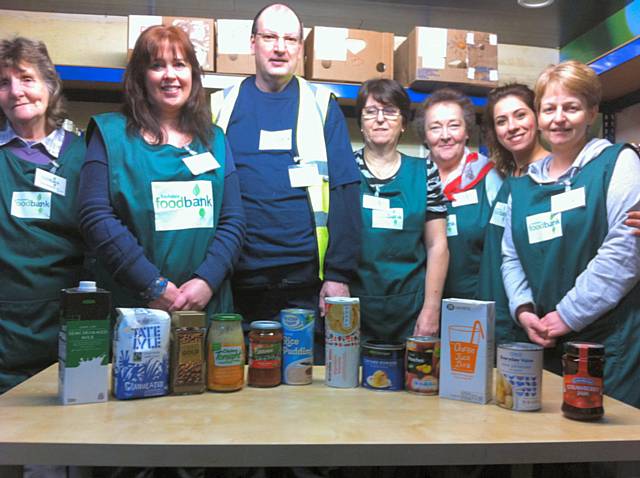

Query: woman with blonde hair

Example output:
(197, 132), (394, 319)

(502, 60), (640, 407)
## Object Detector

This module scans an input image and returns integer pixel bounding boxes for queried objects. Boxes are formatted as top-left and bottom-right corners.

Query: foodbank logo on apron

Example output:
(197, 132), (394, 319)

(151, 180), (214, 231)
(11, 191), (52, 219)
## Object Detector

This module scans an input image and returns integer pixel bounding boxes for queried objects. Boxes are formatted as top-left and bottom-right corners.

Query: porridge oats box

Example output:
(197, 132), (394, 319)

(439, 298), (494, 404)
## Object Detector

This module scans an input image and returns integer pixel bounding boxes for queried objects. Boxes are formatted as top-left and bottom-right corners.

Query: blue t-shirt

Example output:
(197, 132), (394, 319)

(226, 77), (360, 274)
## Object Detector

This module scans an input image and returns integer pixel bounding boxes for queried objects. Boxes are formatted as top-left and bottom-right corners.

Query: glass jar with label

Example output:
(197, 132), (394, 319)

(207, 313), (245, 392)
(248, 321), (283, 387)
(562, 341), (605, 421)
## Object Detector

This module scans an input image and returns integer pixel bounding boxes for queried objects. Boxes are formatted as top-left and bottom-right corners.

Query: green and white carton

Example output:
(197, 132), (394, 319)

(58, 281), (111, 405)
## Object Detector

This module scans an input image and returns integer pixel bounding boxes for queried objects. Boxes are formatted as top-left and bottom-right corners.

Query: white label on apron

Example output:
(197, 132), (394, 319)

(259, 129), (292, 151)
(288, 164), (322, 188)
(182, 152), (220, 176)
(526, 211), (562, 244)
(362, 194), (390, 210)
(151, 181), (214, 231)
(446, 214), (458, 237)
(34, 168), (67, 196)
(11, 191), (51, 219)
(452, 189), (478, 207)
(372, 207), (403, 230)
(550, 187), (586, 213)
(490, 201), (508, 228)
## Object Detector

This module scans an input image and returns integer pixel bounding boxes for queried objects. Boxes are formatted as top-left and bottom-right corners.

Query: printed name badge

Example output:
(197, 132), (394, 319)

(362, 194), (390, 210)
(11, 191), (52, 219)
(151, 181), (214, 231)
(182, 152), (220, 176)
(34, 168), (66, 196)
(550, 187), (586, 214)
(452, 189), (478, 208)
(446, 214), (458, 237)
(372, 207), (403, 230)
(288, 164), (323, 188)
(489, 201), (508, 228)
(259, 129), (292, 151)
(526, 211), (562, 244)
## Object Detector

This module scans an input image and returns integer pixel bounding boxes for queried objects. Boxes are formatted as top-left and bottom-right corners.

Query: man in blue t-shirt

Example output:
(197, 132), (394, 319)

(213, 3), (361, 362)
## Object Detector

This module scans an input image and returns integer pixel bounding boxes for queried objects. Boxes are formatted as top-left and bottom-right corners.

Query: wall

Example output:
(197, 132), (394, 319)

(616, 103), (640, 144)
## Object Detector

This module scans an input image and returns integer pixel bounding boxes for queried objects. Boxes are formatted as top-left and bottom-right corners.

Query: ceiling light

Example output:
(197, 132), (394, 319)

(518, 0), (555, 7)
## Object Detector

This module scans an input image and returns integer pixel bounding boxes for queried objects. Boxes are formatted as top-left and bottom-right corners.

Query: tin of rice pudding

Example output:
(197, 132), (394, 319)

(280, 308), (315, 385)
(405, 336), (440, 395)
(495, 342), (543, 411)
(324, 297), (360, 388)
(362, 341), (404, 391)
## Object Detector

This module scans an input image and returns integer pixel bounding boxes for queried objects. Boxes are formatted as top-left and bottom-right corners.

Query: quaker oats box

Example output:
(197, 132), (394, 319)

(128, 15), (215, 71)
(394, 27), (498, 94)
(216, 19), (305, 76)
(305, 26), (394, 83)
(439, 298), (495, 404)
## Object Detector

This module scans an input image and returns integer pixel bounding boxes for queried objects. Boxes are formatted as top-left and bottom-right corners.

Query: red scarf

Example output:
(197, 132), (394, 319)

(442, 152), (495, 201)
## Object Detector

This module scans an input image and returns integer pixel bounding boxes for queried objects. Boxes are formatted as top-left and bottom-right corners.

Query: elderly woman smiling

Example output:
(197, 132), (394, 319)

(417, 88), (502, 303)
(0, 37), (86, 393)
(350, 79), (448, 341)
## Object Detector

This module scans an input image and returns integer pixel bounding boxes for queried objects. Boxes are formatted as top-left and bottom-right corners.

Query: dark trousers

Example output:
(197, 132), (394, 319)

(233, 268), (325, 365)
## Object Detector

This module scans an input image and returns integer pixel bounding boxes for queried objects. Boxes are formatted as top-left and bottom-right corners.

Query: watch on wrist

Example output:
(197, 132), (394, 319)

(141, 277), (168, 301)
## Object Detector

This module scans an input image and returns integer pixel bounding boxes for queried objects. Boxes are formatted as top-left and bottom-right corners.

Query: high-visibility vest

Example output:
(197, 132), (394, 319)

(211, 76), (332, 279)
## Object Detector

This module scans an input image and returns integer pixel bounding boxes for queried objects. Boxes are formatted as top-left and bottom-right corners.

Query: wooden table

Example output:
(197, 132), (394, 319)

(1, 366), (639, 469)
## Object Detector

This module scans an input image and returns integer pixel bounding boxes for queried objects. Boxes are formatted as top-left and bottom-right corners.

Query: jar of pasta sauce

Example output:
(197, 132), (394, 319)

(562, 341), (604, 421)
(248, 321), (283, 387)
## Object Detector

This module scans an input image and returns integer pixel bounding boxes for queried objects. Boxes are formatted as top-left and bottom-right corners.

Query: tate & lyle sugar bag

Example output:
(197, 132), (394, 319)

(113, 308), (170, 399)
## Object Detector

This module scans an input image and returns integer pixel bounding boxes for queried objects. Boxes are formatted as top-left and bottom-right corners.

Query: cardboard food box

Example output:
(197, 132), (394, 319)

(395, 27), (498, 94)
(305, 26), (394, 83)
(439, 298), (495, 404)
(216, 19), (305, 76)
(128, 15), (215, 71)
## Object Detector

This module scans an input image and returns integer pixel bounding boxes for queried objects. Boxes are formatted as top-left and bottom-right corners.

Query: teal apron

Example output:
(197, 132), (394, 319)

(89, 113), (232, 317)
(351, 154), (427, 343)
(510, 144), (640, 407)
(0, 134), (86, 393)
(478, 180), (528, 345)
(444, 177), (493, 299)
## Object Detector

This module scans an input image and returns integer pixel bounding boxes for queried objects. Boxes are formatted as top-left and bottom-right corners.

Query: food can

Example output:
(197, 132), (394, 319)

(324, 297), (360, 388)
(405, 336), (440, 395)
(496, 342), (543, 411)
(280, 309), (315, 385)
(362, 341), (404, 391)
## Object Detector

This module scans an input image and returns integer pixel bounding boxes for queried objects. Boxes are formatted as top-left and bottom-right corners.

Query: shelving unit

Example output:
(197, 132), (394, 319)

(54, 65), (488, 107)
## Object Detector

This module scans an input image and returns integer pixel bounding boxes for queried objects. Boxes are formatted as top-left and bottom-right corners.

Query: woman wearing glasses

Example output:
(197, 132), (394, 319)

(351, 79), (449, 342)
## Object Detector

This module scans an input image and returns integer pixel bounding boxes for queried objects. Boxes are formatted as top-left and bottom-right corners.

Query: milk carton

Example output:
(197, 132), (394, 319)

(112, 308), (170, 399)
(58, 281), (111, 405)
(439, 299), (494, 404)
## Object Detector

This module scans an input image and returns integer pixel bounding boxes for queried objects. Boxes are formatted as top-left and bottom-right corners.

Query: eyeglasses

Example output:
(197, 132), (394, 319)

(254, 32), (301, 48)
(361, 106), (401, 120)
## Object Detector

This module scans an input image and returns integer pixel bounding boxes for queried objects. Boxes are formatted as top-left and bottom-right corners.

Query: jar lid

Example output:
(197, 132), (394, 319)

(564, 341), (605, 357)
(499, 342), (543, 352)
(324, 297), (360, 305)
(171, 311), (206, 328)
(250, 320), (282, 330)
(363, 340), (405, 351)
(211, 313), (243, 322)
(407, 336), (440, 344)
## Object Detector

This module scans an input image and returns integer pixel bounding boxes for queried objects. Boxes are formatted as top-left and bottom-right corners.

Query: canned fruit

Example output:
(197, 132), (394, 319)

(496, 342), (542, 411)
(405, 336), (440, 395)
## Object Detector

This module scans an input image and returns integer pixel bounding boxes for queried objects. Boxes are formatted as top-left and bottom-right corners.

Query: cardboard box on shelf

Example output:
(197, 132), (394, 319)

(439, 298), (495, 405)
(215, 19), (305, 76)
(305, 26), (394, 83)
(395, 27), (498, 94)
(128, 15), (215, 72)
